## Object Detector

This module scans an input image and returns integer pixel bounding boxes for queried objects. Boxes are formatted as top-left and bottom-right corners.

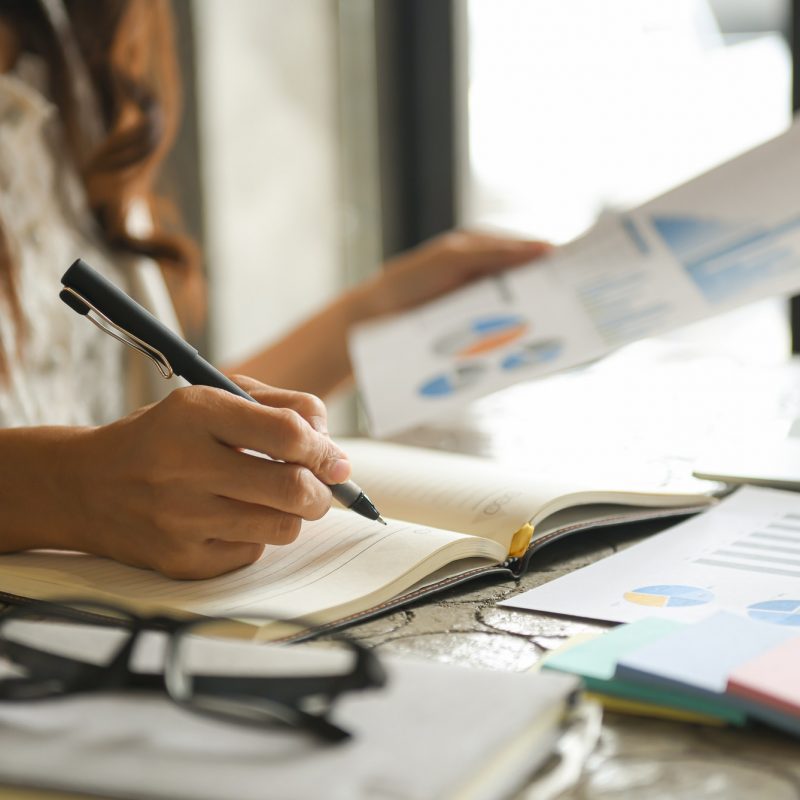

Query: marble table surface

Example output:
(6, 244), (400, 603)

(344, 337), (800, 799)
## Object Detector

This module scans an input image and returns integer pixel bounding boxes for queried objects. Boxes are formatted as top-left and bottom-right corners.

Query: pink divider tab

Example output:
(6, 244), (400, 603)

(727, 636), (800, 717)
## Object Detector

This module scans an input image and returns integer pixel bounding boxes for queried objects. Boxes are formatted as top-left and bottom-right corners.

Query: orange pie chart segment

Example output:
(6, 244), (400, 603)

(624, 585), (714, 608)
(623, 592), (670, 608)
(459, 324), (529, 356)
(432, 315), (530, 358)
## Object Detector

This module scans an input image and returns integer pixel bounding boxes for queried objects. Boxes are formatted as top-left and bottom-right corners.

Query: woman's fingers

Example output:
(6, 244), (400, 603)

(373, 229), (554, 316)
(205, 445), (332, 519)
(190, 494), (306, 546)
(197, 541), (266, 577)
(433, 231), (552, 273)
(171, 387), (351, 485)
(157, 540), (266, 580)
(228, 376), (331, 434)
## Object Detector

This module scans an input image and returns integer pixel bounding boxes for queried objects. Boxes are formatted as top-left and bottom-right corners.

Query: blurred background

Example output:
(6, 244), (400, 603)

(168, 0), (798, 431)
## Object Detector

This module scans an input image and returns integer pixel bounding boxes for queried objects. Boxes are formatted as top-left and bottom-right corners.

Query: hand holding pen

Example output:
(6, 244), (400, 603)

(57, 259), (385, 580)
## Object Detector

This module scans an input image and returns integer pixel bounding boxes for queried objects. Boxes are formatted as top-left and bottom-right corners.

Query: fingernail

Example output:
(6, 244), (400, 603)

(326, 458), (352, 484)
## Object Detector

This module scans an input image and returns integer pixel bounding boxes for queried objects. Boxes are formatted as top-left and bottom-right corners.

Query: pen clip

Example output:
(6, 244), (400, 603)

(59, 286), (174, 379)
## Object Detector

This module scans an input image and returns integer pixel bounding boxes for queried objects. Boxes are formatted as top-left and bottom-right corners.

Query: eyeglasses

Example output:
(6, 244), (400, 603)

(0, 599), (386, 743)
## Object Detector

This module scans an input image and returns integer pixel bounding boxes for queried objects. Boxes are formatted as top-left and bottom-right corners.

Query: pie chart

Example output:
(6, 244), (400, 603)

(418, 363), (486, 398)
(501, 339), (563, 370)
(746, 599), (800, 627)
(623, 584), (714, 608)
(432, 315), (529, 358)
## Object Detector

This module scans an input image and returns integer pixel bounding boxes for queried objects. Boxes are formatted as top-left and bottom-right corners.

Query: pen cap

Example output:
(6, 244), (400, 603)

(61, 258), (199, 370)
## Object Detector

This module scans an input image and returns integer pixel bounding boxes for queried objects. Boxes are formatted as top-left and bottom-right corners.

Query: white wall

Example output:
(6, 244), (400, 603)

(194, 0), (344, 366)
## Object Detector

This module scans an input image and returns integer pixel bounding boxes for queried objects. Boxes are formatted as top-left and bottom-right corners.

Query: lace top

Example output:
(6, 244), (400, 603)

(0, 64), (180, 428)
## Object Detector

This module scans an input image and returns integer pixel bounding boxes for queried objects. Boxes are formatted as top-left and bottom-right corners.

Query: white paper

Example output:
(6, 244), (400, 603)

(501, 486), (800, 626)
(0, 625), (578, 800)
(350, 117), (800, 436)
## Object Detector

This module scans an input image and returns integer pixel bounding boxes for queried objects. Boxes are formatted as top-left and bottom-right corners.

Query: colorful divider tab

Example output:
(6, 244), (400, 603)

(615, 611), (797, 696)
(728, 636), (800, 714)
(541, 618), (744, 724)
(726, 637), (800, 737)
(542, 611), (800, 735)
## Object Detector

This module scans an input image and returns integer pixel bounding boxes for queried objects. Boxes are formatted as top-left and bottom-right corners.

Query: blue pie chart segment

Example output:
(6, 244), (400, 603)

(501, 339), (563, 370)
(418, 364), (485, 398)
(623, 584), (714, 608)
(747, 599), (800, 627)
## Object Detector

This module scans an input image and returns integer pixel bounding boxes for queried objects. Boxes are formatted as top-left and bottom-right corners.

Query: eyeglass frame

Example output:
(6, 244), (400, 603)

(0, 598), (387, 743)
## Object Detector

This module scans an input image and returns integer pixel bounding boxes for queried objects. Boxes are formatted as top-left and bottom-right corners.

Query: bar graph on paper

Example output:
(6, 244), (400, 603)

(695, 512), (800, 579)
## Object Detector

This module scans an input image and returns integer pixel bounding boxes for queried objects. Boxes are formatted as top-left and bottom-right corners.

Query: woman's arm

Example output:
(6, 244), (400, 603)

(225, 231), (550, 397)
(0, 426), (91, 554)
(0, 379), (350, 578)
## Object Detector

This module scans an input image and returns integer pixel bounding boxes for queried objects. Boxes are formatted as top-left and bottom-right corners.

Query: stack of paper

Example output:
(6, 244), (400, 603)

(542, 612), (800, 736)
(0, 624), (581, 800)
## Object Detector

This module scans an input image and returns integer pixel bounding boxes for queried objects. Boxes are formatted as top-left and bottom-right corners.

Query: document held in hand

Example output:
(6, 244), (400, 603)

(350, 116), (800, 436)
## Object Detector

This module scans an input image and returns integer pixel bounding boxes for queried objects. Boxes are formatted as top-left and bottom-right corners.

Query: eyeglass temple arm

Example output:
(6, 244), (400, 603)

(0, 640), (107, 692)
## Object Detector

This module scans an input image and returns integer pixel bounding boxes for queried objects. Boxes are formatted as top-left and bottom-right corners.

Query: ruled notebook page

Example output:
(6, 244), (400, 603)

(0, 510), (506, 623)
(342, 439), (577, 548)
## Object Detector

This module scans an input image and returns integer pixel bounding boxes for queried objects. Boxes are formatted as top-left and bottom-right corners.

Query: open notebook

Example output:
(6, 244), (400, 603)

(0, 440), (718, 633)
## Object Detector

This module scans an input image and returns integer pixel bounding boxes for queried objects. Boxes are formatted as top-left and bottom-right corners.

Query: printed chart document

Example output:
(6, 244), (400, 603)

(502, 486), (800, 626)
(350, 116), (800, 436)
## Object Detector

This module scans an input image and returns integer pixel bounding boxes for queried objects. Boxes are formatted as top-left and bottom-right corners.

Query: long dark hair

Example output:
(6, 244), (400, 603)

(0, 0), (203, 370)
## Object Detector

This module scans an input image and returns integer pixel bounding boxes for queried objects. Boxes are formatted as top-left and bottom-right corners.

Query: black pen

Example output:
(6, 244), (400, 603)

(59, 258), (386, 525)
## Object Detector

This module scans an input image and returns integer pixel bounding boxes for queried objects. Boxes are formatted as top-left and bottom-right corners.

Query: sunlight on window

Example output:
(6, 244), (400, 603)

(461, 0), (791, 243)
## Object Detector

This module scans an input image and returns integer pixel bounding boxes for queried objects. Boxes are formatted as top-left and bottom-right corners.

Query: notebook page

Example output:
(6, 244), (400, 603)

(342, 439), (577, 547)
(0, 510), (505, 623)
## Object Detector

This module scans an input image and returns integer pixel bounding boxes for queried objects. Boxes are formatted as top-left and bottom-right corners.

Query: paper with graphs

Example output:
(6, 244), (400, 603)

(350, 116), (800, 436)
(502, 486), (800, 627)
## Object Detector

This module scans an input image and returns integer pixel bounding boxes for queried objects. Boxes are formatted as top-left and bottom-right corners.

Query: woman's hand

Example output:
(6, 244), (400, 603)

(356, 230), (552, 319)
(75, 379), (351, 579)
(226, 230), (551, 398)
(0, 379), (350, 580)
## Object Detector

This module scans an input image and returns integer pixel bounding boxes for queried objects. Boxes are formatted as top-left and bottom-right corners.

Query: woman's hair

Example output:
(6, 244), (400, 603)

(0, 0), (203, 369)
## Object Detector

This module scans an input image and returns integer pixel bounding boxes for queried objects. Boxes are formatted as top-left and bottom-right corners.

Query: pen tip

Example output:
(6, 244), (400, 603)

(377, 516), (387, 526)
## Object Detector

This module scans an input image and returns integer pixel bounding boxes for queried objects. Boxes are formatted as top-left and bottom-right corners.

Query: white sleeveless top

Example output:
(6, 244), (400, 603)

(0, 62), (182, 428)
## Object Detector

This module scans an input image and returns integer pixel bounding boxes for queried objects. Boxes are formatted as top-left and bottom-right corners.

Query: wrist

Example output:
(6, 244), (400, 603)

(341, 272), (395, 325)
(49, 426), (100, 552)
(0, 426), (97, 554)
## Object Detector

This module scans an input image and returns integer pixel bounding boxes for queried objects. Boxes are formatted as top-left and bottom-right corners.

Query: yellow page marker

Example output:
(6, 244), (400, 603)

(509, 523), (534, 558)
